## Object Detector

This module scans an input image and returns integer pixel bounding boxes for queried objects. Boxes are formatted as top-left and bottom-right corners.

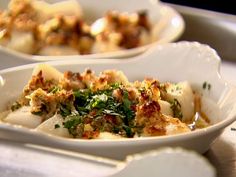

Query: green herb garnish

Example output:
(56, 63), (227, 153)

(62, 83), (136, 137)
(87, 94), (108, 110)
(31, 111), (43, 116)
(59, 104), (72, 117)
(54, 124), (60, 129)
(203, 81), (211, 90)
(11, 101), (22, 111)
(63, 114), (82, 137)
(170, 99), (183, 119)
(49, 86), (61, 93)
(231, 127), (236, 131)
(123, 125), (134, 138)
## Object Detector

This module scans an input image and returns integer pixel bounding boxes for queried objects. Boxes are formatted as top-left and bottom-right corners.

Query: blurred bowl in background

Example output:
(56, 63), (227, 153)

(0, 0), (184, 69)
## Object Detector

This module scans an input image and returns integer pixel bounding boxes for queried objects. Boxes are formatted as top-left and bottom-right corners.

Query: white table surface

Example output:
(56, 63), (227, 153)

(0, 61), (235, 177)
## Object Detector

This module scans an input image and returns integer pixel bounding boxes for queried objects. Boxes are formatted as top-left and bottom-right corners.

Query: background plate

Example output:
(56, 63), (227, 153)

(0, 0), (184, 69)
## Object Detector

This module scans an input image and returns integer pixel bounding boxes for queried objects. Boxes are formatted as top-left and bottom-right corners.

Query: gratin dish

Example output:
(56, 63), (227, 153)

(0, 41), (235, 160)
(0, 0), (184, 69)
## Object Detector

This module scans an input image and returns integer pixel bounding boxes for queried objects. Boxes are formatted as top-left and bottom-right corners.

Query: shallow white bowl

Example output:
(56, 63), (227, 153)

(0, 41), (235, 160)
(0, 0), (184, 69)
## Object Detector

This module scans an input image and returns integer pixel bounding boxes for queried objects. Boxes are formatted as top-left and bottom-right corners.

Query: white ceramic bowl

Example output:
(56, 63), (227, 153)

(0, 41), (235, 160)
(0, 0), (184, 69)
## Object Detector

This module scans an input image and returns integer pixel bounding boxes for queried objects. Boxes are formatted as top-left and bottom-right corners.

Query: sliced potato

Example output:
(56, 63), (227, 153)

(32, 63), (63, 82)
(158, 100), (173, 117)
(100, 70), (129, 86)
(32, 0), (83, 21)
(165, 116), (191, 135)
(97, 132), (123, 139)
(4, 106), (42, 128)
(7, 31), (35, 54)
(140, 30), (151, 45)
(166, 81), (195, 121)
(36, 114), (72, 138)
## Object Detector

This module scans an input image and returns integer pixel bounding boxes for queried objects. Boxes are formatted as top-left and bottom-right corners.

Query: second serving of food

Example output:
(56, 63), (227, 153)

(0, 0), (154, 56)
(0, 64), (210, 139)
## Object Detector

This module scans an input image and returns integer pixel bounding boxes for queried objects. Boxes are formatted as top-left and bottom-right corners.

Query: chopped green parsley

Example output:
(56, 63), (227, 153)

(170, 98), (183, 119)
(54, 124), (60, 129)
(60, 84), (136, 138)
(203, 81), (211, 90)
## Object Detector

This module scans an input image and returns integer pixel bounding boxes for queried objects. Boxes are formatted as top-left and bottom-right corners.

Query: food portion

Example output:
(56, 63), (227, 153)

(0, 0), (93, 55)
(91, 10), (152, 53)
(0, 0), (154, 56)
(1, 64), (210, 139)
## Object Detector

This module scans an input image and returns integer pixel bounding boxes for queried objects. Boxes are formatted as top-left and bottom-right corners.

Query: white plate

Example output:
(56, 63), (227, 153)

(0, 0), (185, 69)
(0, 41), (236, 160)
(111, 148), (216, 177)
